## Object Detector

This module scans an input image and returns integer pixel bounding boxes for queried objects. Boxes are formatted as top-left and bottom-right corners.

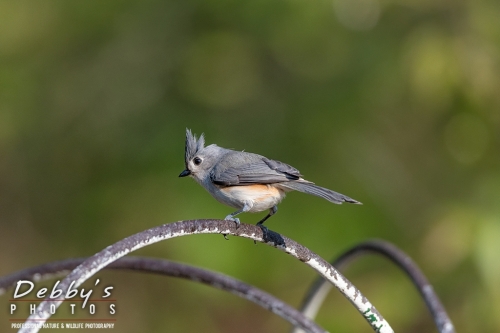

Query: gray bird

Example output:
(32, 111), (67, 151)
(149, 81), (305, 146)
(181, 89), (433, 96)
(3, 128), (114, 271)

(179, 129), (360, 234)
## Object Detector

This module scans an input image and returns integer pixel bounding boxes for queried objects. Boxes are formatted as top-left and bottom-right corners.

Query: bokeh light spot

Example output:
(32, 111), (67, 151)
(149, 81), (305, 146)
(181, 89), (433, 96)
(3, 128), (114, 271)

(0, 1), (56, 55)
(421, 208), (473, 272)
(403, 27), (460, 111)
(475, 218), (500, 303)
(333, 0), (381, 31)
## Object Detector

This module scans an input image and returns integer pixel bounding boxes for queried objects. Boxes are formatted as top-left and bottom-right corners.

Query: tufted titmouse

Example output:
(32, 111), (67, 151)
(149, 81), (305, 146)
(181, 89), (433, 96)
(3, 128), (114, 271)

(179, 129), (361, 233)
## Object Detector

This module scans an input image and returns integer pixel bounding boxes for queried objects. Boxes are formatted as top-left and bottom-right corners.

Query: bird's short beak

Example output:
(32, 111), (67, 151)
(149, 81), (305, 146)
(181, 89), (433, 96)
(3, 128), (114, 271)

(179, 169), (191, 177)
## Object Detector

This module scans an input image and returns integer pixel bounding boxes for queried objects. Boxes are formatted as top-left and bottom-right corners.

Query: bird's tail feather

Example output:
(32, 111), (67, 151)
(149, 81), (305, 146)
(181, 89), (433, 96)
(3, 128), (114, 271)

(278, 182), (361, 205)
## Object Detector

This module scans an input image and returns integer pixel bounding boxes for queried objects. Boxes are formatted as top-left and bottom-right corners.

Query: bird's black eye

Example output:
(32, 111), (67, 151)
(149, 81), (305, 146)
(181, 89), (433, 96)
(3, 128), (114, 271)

(193, 157), (202, 165)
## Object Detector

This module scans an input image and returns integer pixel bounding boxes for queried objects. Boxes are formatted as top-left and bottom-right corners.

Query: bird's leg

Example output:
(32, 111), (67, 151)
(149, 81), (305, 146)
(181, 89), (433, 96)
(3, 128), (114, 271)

(223, 202), (252, 239)
(225, 202), (252, 227)
(255, 206), (277, 242)
(256, 205), (277, 226)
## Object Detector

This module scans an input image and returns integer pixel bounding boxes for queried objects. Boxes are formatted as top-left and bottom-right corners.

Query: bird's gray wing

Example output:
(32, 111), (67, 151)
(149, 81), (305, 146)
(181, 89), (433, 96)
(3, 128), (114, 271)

(210, 153), (302, 186)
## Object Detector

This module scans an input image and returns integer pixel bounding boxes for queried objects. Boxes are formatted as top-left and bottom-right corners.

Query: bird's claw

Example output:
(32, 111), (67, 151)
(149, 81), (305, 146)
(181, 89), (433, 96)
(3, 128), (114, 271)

(254, 223), (269, 244)
(224, 215), (241, 228)
(222, 215), (240, 240)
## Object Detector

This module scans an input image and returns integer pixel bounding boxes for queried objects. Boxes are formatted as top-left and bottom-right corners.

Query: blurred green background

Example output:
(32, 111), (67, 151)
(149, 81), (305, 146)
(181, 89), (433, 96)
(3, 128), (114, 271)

(1, 0), (499, 332)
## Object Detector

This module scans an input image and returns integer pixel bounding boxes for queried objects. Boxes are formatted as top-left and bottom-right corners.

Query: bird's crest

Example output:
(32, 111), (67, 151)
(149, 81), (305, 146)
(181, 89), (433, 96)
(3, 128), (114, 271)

(185, 129), (205, 164)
